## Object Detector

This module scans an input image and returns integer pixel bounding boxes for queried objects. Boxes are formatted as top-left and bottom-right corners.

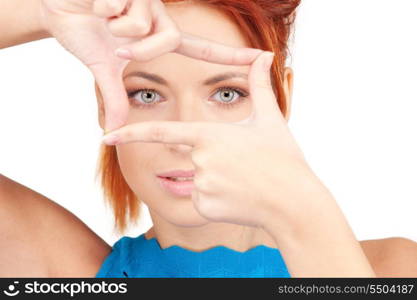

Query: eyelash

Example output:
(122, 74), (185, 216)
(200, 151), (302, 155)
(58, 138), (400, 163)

(126, 86), (249, 110)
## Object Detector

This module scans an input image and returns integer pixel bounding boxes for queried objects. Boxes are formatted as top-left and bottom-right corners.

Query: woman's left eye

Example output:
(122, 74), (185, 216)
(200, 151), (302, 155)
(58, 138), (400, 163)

(211, 86), (249, 109)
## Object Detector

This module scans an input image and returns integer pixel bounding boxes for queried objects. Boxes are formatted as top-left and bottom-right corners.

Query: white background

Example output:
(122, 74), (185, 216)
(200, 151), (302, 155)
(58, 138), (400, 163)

(1, 0), (416, 247)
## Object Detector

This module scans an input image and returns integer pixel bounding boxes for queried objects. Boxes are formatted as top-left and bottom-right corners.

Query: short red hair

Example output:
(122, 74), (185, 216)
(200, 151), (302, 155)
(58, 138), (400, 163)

(96, 0), (301, 235)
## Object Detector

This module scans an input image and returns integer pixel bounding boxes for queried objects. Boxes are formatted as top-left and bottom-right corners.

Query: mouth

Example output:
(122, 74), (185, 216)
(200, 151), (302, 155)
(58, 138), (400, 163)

(159, 176), (194, 182)
(156, 175), (195, 197)
(156, 169), (195, 179)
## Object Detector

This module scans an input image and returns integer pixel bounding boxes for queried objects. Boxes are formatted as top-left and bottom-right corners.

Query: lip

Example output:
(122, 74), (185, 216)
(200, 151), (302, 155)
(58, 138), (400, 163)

(156, 169), (195, 197)
(156, 169), (195, 178)
(156, 176), (194, 197)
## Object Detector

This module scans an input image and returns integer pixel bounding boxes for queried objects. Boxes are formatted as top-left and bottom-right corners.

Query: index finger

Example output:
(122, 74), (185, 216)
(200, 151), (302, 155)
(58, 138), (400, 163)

(102, 121), (211, 146)
(176, 32), (264, 65)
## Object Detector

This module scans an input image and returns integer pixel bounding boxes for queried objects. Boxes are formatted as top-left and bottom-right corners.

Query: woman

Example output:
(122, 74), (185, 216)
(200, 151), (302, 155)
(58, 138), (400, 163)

(1, 0), (416, 277)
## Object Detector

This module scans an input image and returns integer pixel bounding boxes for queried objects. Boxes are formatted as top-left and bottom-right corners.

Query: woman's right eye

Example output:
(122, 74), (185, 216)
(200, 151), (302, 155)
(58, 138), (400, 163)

(127, 89), (164, 108)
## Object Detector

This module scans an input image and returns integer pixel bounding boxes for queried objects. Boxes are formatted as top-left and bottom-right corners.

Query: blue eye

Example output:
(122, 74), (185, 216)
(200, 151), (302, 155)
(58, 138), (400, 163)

(127, 86), (249, 109)
(127, 89), (163, 108)
(211, 86), (249, 109)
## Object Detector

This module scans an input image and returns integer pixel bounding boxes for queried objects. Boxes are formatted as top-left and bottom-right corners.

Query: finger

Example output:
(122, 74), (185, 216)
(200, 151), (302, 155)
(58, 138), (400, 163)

(101, 121), (211, 146)
(107, 0), (152, 37)
(152, 0), (262, 65)
(116, 29), (181, 62)
(114, 0), (182, 61)
(176, 32), (263, 65)
(90, 64), (130, 132)
(93, 0), (129, 18)
(114, 0), (263, 64)
(249, 51), (283, 123)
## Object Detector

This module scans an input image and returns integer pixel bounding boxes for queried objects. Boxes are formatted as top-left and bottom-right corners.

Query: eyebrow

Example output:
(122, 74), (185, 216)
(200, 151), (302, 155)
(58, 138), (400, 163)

(123, 71), (248, 86)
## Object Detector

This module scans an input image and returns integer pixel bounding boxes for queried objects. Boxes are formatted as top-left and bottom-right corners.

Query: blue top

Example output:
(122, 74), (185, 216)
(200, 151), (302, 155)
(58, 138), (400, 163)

(95, 233), (291, 278)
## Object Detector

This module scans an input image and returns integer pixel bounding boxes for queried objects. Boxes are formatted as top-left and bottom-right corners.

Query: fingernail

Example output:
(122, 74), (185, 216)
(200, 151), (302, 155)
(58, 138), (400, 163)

(115, 48), (133, 60)
(102, 133), (120, 145)
(263, 51), (275, 71)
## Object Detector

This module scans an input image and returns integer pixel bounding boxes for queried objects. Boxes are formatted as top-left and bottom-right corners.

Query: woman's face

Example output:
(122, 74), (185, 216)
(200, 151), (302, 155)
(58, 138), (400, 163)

(96, 2), (291, 227)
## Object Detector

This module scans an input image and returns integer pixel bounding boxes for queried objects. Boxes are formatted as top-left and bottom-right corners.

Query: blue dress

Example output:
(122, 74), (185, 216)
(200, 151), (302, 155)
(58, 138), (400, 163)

(95, 233), (291, 278)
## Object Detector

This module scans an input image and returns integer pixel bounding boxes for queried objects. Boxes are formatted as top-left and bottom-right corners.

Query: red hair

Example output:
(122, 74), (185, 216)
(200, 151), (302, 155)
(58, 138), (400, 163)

(96, 0), (301, 235)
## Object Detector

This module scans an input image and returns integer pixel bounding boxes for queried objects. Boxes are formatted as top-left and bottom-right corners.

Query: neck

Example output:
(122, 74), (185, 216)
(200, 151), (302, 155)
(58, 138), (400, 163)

(144, 217), (278, 252)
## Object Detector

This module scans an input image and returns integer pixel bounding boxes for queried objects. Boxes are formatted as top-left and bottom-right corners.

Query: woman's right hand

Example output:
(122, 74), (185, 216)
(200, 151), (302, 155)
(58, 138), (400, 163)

(39, 0), (263, 132)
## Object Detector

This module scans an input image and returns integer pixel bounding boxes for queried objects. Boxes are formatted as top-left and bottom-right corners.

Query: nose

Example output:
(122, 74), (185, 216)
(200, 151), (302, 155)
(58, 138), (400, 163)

(165, 93), (202, 154)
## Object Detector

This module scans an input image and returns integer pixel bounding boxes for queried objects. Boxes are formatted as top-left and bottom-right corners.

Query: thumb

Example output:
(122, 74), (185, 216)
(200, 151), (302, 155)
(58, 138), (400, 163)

(90, 64), (130, 133)
(249, 51), (281, 123)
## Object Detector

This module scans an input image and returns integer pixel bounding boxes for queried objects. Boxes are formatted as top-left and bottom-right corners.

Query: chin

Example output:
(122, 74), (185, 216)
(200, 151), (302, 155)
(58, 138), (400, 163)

(146, 194), (212, 228)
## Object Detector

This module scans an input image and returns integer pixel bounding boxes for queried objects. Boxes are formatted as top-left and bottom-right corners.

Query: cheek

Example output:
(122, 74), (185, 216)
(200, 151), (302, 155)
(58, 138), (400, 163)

(206, 99), (253, 123)
(116, 143), (158, 196)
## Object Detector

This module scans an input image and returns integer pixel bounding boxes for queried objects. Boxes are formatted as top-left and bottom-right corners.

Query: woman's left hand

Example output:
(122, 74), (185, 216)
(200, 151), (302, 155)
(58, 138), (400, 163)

(102, 51), (326, 231)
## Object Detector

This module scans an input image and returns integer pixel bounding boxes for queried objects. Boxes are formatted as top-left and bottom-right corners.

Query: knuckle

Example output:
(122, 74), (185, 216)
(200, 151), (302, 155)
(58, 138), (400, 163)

(200, 43), (213, 61)
(194, 197), (209, 213)
(107, 23), (122, 37)
(106, 0), (122, 11)
(166, 29), (182, 47)
(196, 198), (222, 219)
(192, 151), (210, 167)
(131, 20), (151, 36)
(149, 125), (165, 141)
(194, 175), (210, 193)
(124, 127), (134, 140)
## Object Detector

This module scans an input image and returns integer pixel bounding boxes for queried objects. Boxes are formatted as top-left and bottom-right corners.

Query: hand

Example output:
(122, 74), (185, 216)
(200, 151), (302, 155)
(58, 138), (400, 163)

(101, 51), (324, 231)
(39, 0), (263, 131)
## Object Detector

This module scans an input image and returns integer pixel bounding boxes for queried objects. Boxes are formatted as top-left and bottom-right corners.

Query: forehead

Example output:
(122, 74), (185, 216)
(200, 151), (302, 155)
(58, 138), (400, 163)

(123, 1), (251, 79)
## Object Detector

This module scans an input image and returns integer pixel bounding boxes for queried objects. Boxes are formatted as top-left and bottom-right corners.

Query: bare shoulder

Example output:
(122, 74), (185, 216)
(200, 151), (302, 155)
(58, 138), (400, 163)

(359, 237), (417, 277)
(0, 174), (111, 277)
